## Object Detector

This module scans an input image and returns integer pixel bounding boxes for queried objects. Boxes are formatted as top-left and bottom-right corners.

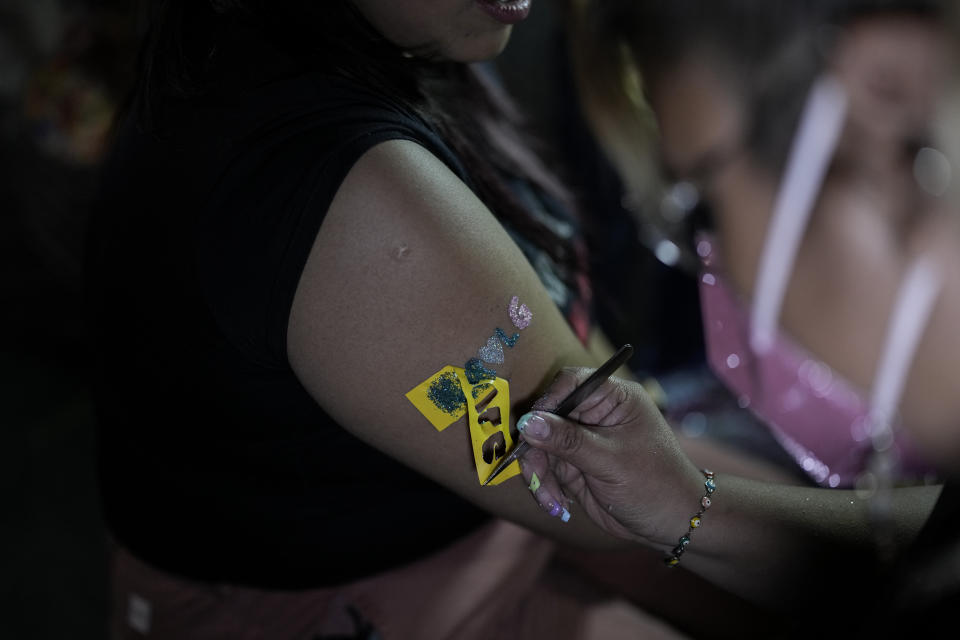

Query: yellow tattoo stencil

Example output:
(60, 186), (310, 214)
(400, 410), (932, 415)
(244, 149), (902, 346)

(404, 366), (466, 432)
(407, 366), (521, 485)
(454, 369), (520, 486)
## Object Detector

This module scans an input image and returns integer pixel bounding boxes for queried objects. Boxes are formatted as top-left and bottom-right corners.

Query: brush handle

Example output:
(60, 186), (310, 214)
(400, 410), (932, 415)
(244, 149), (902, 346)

(482, 344), (634, 485)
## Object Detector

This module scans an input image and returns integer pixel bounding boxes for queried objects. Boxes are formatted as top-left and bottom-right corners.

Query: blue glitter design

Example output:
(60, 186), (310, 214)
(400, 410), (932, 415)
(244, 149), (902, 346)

(465, 358), (497, 384)
(427, 371), (466, 416)
(472, 382), (493, 399)
(495, 328), (520, 348)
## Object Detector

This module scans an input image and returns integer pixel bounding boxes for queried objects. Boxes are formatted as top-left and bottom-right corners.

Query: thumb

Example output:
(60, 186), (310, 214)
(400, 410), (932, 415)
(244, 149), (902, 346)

(517, 411), (609, 477)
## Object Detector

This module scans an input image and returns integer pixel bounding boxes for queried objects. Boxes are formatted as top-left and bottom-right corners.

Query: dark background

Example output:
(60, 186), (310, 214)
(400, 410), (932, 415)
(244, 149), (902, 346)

(2, 2), (142, 639)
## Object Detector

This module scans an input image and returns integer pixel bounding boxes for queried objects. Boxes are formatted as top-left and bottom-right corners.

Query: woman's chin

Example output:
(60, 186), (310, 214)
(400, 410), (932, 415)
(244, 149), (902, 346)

(435, 27), (513, 63)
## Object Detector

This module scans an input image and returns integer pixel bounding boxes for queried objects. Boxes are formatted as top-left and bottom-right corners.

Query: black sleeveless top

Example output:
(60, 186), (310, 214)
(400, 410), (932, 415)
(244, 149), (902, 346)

(86, 51), (590, 587)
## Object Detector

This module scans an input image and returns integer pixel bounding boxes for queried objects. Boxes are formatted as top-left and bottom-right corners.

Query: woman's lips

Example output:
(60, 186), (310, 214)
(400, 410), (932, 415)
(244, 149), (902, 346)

(475, 0), (532, 26)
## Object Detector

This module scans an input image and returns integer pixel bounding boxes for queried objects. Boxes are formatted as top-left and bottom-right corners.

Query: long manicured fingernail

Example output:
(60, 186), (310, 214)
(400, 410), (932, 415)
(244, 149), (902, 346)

(517, 412), (549, 439)
(537, 490), (563, 517)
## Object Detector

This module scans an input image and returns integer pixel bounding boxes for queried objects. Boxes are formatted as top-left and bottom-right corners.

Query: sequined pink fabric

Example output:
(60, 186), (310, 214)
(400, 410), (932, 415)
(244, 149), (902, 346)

(697, 234), (931, 487)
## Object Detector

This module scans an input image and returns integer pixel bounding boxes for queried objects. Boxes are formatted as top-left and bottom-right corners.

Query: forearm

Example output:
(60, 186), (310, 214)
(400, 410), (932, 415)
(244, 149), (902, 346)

(515, 372), (943, 612)
(669, 475), (940, 608)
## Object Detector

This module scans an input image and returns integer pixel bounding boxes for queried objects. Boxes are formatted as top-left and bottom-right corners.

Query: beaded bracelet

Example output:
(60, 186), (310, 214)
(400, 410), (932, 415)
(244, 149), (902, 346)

(664, 469), (716, 567)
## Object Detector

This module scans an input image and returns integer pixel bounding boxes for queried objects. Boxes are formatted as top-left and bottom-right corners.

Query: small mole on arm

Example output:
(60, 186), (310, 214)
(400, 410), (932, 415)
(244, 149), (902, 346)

(393, 244), (411, 260)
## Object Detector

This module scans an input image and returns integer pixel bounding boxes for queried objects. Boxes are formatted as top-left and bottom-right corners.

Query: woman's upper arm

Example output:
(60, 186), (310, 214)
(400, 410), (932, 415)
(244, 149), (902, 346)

(287, 139), (621, 548)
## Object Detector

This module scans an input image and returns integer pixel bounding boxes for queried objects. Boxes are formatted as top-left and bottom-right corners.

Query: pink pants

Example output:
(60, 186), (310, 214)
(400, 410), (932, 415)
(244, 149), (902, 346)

(108, 520), (691, 640)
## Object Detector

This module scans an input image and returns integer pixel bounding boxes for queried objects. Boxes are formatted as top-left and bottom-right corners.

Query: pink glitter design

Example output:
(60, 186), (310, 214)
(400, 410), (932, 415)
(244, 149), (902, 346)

(508, 296), (533, 330)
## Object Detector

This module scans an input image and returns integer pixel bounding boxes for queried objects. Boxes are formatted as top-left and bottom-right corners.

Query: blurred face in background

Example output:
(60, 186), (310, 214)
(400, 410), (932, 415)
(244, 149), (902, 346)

(350, 0), (532, 61)
(646, 13), (960, 467)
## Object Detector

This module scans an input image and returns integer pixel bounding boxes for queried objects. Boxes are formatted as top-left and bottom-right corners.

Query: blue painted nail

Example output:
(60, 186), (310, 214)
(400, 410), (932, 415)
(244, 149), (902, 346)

(560, 508), (571, 523)
(517, 413), (533, 433)
(518, 413), (549, 439)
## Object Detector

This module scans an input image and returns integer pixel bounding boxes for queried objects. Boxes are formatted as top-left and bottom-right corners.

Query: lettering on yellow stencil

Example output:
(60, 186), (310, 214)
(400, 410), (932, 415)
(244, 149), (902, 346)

(455, 370), (520, 486)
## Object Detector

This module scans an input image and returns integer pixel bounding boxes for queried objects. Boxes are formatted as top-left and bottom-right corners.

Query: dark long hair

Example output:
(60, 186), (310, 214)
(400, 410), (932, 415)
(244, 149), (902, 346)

(132, 0), (581, 278)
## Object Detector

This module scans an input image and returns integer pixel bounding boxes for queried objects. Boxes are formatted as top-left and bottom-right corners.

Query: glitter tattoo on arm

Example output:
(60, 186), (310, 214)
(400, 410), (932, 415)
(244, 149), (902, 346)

(464, 358), (497, 384)
(495, 328), (520, 348)
(508, 296), (533, 330)
(477, 329), (521, 364)
(478, 335), (505, 364)
(471, 383), (493, 399)
(427, 370), (467, 417)
(405, 295), (534, 484)
(471, 296), (530, 374)
(464, 294), (532, 382)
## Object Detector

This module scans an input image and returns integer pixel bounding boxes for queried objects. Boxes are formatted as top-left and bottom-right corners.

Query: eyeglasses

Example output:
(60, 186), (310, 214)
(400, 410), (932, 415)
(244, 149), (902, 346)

(625, 141), (741, 275)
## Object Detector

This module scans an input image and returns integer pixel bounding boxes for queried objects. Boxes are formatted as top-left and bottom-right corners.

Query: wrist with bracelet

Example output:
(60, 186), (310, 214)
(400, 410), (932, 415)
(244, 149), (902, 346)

(664, 469), (716, 567)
